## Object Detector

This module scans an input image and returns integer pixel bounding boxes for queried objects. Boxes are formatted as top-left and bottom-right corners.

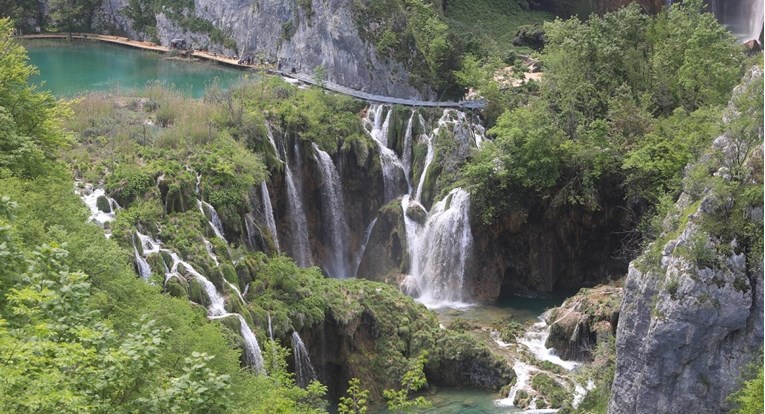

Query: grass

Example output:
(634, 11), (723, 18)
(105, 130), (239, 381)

(444, 0), (553, 56)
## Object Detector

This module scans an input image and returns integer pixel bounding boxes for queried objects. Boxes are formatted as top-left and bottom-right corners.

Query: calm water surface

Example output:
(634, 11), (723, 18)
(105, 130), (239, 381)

(24, 40), (247, 97)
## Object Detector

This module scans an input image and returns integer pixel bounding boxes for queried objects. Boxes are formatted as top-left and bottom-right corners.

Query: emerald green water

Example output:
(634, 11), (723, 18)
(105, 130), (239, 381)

(23, 40), (247, 98)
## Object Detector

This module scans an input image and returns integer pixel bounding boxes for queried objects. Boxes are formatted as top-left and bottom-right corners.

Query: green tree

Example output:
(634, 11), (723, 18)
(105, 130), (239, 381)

(0, 18), (70, 178)
(338, 378), (369, 414)
(729, 357), (765, 414)
(383, 351), (431, 411)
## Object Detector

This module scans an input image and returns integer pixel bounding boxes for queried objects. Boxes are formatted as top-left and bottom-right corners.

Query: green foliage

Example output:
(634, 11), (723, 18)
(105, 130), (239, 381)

(0, 19), (70, 178)
(383, 351), (431, 411)
(351, 0), (464, 95)
(531, 373), (569, 408)
(47, 0), (102, 32)
(338, 378), (369, 414)
(729, 355), (765, 414)
(443, 0), (552, 57)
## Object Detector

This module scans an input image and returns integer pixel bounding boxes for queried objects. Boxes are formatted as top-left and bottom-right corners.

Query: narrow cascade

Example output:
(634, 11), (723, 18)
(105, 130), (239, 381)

(312, 143), (350, 278)
(132, 230), (265, 374)
(203, 238), (219, 267)
(291, 332), (317, 388)
(284, 160), (312, 267)
(197, 199), (226, 240)
(260, 181), (280, 252)
(495, 360), (535, 408)
(133, 235), (152, 280)
(413, 110), (451, 202)
(519, 313), (580, 371)
(363, 105), (407, 202)
(414, 127), (434, 202)
(401, 188), (474, 307)
(265, 121), (281, 160)
(233, 314), (267, 375)
(75, 184), (119, 235)
(352, 218), (378, 278)
(402, 112), (415, 193)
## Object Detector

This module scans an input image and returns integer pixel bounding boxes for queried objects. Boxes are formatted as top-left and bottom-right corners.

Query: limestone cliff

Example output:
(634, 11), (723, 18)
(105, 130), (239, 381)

(608, 66), (764, 414)
(90, 0), (425, 99)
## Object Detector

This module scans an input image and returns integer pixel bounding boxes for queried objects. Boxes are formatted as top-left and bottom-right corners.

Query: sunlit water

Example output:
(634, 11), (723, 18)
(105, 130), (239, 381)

(23, 39), (248, 97)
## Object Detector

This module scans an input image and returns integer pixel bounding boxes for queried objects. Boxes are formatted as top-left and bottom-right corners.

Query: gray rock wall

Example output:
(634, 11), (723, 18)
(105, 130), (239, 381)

(608, 66), (764, 414)
(91, 0), (424, 99)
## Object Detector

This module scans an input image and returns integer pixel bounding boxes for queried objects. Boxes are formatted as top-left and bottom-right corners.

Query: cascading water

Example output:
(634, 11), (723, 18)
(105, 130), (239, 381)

(364, 105), (408, 202)
(401, 188), (474, 308)
(260, 181), (280, 251)
(414, 123), (435, 202)
(312, 143), (350, 278)
(284, 160), (312, 267)
(132, 234), (153, 280)
(352, 218), (378, 278)
(203, 238), (219, 267)
(291, 331), (317, 388)
(132, 230), (266, 374)
(76, 183), (120, 236)
(705, 0), (764, 41)
(197, 199), (226, 240)
(402, 112), (415, 192)
(495, 310), (580, 409)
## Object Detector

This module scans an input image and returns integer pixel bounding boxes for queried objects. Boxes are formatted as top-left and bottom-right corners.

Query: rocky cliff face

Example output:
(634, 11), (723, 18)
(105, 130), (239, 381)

(91, 0), (424, 98)
(468, 180), (631, 300)
(608, 66), (764, 414)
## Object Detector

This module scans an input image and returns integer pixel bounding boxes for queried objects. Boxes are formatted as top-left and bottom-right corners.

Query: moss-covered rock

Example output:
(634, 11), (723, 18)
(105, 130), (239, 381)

(405, 200), (428, 225)
(96, 195), (111, 213)
(165, 276), (189, 298)
(545, 284), (622, 361)
(356, 199), (408, 281)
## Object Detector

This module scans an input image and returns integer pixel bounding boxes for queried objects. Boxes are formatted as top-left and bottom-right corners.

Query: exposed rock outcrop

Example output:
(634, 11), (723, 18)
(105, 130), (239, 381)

(91, 0), (424, 99)
(545, 284), (623, 361)
(608, 66), (764, 414)
(469, 178), (632, 300)
(296, 282), (514, 400)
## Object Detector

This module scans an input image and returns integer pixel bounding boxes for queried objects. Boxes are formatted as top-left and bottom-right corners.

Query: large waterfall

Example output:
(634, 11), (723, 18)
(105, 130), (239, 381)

(706, 0), (764, 41)
(401, 189), (474, 307)
(291, 332), (317, 388)
(312, 143), (350, 278)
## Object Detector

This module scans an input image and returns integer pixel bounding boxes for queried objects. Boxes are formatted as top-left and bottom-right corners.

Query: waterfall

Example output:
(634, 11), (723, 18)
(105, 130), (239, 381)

(197, 199), (226, 240)
(265, 121), (280, 158)
(132, 234), (152, 280)
(234, 314), (266, 374)
(75, 184), (119, 235)
(292, 331), (317, 388)
(402, 112), (415, 193)
(284, 160), (311, 267)
(268, 313), (274, 341)
(260, 181), (280, 251)
(352, 218), (378, 278)
(495, 312), (580, 409)
(401, 188), (474, 308)
(312, 143), (350, 278)
(364, 105), (407, 202)
(414, 127), (434, 202)
(203, 238), (219, 267)
(518, 314), (580, 371)
(704, 0), (764, 42)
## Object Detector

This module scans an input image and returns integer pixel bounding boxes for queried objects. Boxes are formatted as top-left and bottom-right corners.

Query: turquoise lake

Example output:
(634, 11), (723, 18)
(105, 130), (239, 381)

(23, 40), (248, 98)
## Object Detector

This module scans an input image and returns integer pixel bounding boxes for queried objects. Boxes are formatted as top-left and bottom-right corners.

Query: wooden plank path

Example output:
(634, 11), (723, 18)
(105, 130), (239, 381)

(17, 33), (486, 109)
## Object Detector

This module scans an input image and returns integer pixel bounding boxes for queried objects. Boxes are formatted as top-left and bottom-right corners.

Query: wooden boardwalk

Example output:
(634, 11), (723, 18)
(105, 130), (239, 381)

(18, 33), (486, 109)
(269, 69), (486, 109)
